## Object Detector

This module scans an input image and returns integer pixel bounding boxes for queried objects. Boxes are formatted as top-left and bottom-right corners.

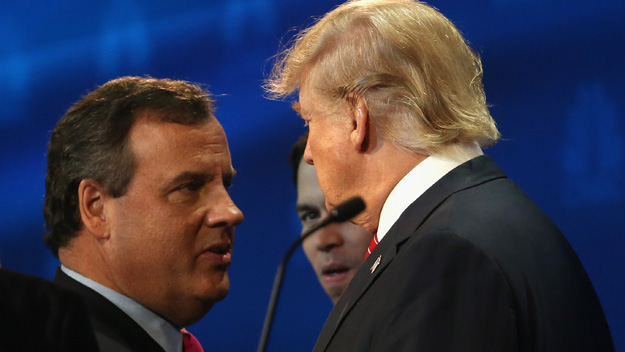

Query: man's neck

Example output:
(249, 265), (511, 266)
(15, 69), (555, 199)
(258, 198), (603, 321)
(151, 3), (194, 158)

(355, 144), (428, 234)
(60, 265), (183, 352)
(58, 234), (119, 293)
(376, 142), (483, 240)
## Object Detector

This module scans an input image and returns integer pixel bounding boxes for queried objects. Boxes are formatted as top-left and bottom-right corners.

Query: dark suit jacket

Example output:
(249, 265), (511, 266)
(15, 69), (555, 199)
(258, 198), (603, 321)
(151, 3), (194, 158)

(0, 268), (98, 352)
(53, 268), (166, 352)
(314, 156), (614, 351)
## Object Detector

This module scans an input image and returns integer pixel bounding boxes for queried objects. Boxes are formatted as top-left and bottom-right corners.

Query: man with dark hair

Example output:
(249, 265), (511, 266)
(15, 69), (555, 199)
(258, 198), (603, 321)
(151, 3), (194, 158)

(44, 76), (244, 351)
(290, 132), (372, 304)
(267, 0), (613, 351)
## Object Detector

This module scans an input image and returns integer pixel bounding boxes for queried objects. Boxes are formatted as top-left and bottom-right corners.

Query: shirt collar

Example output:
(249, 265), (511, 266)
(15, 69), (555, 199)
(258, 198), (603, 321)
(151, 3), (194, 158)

(376, 144), (483, 242)
(61, 265), (183, 352)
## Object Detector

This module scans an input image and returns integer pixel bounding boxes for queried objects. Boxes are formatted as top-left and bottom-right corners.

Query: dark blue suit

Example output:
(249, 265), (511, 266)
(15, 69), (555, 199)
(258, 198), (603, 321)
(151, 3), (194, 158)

(314, 156), (613, 351)
(0, 268), (98, 351)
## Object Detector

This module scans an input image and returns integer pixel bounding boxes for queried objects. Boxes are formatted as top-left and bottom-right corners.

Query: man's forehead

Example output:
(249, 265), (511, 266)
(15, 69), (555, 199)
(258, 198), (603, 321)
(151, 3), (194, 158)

(129, 117), (231, 170)
(293, 82), (317, 117)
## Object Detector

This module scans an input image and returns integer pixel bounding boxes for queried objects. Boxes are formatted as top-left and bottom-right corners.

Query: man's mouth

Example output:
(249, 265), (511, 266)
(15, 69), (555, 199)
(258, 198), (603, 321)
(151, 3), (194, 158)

(321, 263), (351, 284)
(201, 242), (232, 266)
(206, 243), (231, 255)
(322, 264), (349, 276)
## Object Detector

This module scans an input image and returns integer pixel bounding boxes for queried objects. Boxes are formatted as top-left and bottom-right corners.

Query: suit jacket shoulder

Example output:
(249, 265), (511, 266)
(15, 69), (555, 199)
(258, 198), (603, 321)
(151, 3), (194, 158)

(315, 156), (613, 352)
(53, 268), (165, 352)
(0, 268), (99, 351)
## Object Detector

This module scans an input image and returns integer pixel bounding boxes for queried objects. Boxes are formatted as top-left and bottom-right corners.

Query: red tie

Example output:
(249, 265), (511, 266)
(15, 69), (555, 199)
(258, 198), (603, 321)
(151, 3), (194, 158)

(181, 328), (204, 352)
(365, 233), (379, 259)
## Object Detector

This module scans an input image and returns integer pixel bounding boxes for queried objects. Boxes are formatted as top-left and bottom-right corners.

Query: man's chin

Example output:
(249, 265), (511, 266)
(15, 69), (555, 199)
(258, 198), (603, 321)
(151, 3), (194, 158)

(325, 285), (348, 304)
(202, 280), (230, 302)
(177, 287), (229, 326)
(177, 303), (214, 327)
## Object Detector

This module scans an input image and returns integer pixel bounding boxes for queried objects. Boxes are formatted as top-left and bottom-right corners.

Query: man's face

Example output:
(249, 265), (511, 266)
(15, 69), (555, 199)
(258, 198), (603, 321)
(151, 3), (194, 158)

(102, 115), (243, 327)
(297, 159), (372, 303)
(298, 84), (358, 210)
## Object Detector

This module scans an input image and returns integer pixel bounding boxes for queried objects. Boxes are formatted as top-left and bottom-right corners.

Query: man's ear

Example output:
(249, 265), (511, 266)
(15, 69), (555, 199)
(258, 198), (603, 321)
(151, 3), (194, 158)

(350, 96), (370, 152)
(78, 179), (110, 240)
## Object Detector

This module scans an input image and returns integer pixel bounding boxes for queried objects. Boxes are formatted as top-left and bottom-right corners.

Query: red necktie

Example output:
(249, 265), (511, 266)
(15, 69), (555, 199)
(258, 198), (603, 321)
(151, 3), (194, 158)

(181, 328), (204, 352)
(365, 233), (379, 259)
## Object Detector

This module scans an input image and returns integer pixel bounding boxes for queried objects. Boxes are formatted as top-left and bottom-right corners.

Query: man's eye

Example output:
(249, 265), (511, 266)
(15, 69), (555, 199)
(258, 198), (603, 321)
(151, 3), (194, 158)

(300, 211), (320, 222)
(176, 182), (203, 193)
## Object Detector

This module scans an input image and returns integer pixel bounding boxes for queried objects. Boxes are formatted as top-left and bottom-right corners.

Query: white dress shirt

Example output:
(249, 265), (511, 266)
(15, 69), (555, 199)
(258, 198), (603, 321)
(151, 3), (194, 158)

(377, 144), (483, 242)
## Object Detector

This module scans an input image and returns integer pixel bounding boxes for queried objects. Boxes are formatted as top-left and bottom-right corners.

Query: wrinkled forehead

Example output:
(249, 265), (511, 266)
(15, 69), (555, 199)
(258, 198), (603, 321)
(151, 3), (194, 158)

(130, 115), (230, 160)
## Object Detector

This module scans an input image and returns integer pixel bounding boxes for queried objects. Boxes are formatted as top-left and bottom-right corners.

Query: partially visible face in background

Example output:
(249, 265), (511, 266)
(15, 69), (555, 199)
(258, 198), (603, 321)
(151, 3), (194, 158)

(296, 159), (372, 303)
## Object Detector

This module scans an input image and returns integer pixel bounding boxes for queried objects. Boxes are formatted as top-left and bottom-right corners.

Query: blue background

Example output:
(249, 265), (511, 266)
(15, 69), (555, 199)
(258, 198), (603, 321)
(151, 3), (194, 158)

(1, 0), (623, 350)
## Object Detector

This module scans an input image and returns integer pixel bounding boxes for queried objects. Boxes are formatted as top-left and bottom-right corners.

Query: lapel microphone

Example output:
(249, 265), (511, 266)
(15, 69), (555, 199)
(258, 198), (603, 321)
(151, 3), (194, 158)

(257, 196), (366, 352)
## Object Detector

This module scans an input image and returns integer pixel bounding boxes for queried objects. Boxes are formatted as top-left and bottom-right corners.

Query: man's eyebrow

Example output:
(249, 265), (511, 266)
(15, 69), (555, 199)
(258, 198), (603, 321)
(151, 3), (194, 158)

(291, 101), (302, 116)
(224, 168), (236, 188)
(167, 172), (209, 186)
(295, 203), (316, 212)
(165, 168), (236, 189)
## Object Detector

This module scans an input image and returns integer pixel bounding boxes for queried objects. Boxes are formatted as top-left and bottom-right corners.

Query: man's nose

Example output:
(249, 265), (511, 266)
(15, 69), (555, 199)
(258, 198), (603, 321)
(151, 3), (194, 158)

(315, 223), (344, 252)
(205, 190), (244, 228)
(303, 138), (314, 165)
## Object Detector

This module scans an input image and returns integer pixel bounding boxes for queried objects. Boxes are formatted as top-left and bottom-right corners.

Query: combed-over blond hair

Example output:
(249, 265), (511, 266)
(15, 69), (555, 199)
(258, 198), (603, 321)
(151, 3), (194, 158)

(265, 0), (500, 157)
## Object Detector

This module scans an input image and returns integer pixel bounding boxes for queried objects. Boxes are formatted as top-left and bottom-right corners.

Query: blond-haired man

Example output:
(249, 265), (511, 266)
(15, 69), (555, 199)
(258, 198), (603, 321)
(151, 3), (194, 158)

(266, 1), (613, 351)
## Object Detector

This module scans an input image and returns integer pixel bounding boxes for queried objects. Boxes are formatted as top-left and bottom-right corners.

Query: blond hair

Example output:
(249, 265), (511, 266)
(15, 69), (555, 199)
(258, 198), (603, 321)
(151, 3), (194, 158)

(265, 0), (500, 157)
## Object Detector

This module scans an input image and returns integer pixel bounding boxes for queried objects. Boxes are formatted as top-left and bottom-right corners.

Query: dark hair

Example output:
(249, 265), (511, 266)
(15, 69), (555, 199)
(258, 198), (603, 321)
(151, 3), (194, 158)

(43, 76), (215, 257)
(288, 131), (309, 186)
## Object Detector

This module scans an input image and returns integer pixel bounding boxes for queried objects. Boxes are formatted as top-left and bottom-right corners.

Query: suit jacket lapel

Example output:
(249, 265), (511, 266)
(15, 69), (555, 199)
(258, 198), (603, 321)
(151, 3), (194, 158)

(314, 155), (507, 351)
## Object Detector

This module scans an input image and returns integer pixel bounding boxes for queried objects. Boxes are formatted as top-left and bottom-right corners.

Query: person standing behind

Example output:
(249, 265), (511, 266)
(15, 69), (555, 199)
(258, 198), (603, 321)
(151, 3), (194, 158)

(44, 76), (244, 352)
(290, 132), (372, 304)
(266, 0), (613, 351)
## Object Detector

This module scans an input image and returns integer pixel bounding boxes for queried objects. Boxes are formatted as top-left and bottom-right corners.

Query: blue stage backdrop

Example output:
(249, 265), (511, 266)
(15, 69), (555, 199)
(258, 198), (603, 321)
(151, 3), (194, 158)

(1, 0), (623, 350)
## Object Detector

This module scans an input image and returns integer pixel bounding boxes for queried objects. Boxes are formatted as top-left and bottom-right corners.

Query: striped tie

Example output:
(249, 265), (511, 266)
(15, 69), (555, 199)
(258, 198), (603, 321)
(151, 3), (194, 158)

(365, 233), (379, 259)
